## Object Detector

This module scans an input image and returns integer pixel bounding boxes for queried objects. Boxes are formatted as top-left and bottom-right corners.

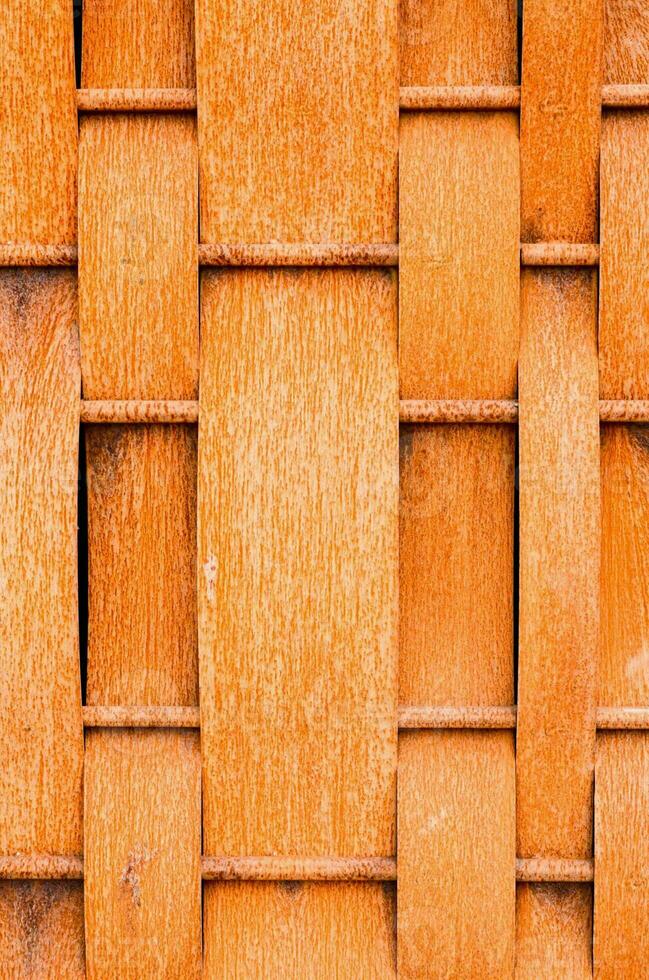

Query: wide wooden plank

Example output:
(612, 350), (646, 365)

(520, 0), (603, 242)
(82, 0), (195, 87)
(398, 731), (515, 978)
(195, 0), (397, 243)
(600, 426), (649, 705)
(0, 882), (85, 978)
(604, 0), (649, 83)
(399, 111), (519, 399)
(600, 111), (649, 399)
(0, 0), (77, 242)
(595, 733), (649, 977)
(85, 731), (201, 979)
(198, 268), (398, 856)
(517, 269), (600, 858)
(399, 425), (514, 707)
(204, 883), (396, 979)
(78, 114), (198, 401)
(400, 0), (517, 85)
(516, 884), (592, 978)
(85, 425), (197, 706)
(0, 270), (83, 855)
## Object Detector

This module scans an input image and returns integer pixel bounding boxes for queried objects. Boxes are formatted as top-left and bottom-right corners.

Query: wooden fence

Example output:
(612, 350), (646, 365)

(1, 0), (648, 975)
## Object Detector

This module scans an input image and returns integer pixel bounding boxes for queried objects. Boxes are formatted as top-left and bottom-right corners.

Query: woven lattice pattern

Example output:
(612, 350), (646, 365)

(1, 0), (649, 976)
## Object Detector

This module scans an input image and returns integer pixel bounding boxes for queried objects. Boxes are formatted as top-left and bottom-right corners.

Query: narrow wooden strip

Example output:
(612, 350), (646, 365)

(0, 244), (77, 267)
(597, 708), (649, 729)
(516, 858), (594, 883)
(77, 88), (197, 111)
(0, 855), (84, 880)
(521, 243), (600, 266)
(82, 706), (200, 728)
(398, 706), (516, 729)
(80, 400), (198, 424)
(516, 884), (593, 978)
(199, 242), (398, 267)
(602, 84), (649, 106)
(201, 857), (396, 882)
(399, 85), (520, 109)
(399, 399), (518, 423)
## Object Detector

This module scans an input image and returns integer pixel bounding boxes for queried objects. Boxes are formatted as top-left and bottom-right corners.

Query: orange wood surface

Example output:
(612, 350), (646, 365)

(604, 0), (649, 84)
(399, 424), (515, 707)
(517, 269), (600, 859)
(195, 0), (398, 243)
(398, 731), (515, 978)
(516, 884), (592, 978)
(0, 882), (85, 978)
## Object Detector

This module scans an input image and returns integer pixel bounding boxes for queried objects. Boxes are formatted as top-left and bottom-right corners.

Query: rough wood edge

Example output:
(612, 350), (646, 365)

(77, 87), (197, 111)
(201, 856), (398, 881)
(198, 243), (399, 266)
(399, 85), (521, 109)
(82, 705), (201, 727)
(0, 855), (84, 880)
(521, 243), (600, 266)
(515, 858), (594, 883)
(596, 708), (649, 729)
(399, 400), (519, 423)
(398, 706), (517, 729)
(602, 84), (649, 107)
(80, 400), (199, 424)
(0, 244), (78, 266)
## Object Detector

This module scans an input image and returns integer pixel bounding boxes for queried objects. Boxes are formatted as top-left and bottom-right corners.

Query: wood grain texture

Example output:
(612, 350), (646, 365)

(399, 111), (519, 399)
(604, 0), (649, 84)
(399, 0), (518, 86)
(81, 0), (195, 88)
(398, 731), (515, 978)
(0, 270), (83, 855)
(84, 731), (201, 979)
(78, 114), (198, 401)
(516, 884), (592, 978)
(0, 0), (77, 243)
(399, 425), (515, 706)
(600, 111), (649, 398)
(198, 268), (398, 856)
(517, 270), (600, 858)
(0, 882), (85, 978)
(595, 733), (649, 977)
(195, 0), (398, 243)
(86, 426), (197, 706)
(520, 0), (603, 242)
(600, 426), (649, 706)
(204, 882), (396, 979)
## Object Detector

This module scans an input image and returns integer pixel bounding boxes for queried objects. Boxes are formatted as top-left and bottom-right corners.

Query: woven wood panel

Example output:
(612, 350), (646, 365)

(2, 0), (649, 976)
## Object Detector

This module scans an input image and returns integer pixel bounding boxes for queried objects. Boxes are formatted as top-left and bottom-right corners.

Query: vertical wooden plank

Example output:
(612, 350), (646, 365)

(398, 731), (515, 978)
(604, 0), (649, 83)
(517, 269), (599, 858)
(0, 882), (85, 979)
(204, 883), (396, 979)
(399, 112), (519, 399)
(516, 884), (592, 978)
(80, 7), (201, 977)
(595, 733), (649, 977)
(85, 731), (201, 979)
(195, 0), (397, 243)
(520, 0), (603, 243)
(0, 0), (77, 243)
(399, 0), (517, 86)
(198, 268), (397, 857)
(400, 425), (515, 707)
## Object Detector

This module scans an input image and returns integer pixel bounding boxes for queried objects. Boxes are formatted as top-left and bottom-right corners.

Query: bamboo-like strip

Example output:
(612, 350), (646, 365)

(0, 243), (77, 266)
(82, 705), (201, 728)
(201, 856), (398, 881)
(80, 400), (199, 424)
(399, 85), (521, 110)
(521, 243), (600, 266)
(198, 242), (399, 267)
(77, 87), (197, 111)
(398, 706), (517, 729)
(515, 858), (594, 883)
(599, 401), (649, 422)
(399, 399), (519, 424)
(0, 854), (84, 880)
(602, 84), (649, 107)
(597, 707), (649, 729)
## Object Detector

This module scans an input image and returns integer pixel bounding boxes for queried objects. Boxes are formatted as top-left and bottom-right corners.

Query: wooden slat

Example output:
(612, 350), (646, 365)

(595, 733), (649, 975)
(516, 884), (592, 978)
(85, 731), (201, 978)
(198, 268), (397, 857)
(399, 425), (515, 707)
(600, 112), (649, 399)
(517, 269), (600, 858)
(204, 883), (396, 978)
(520, 0), (603, 243)
(0, 270), (85, 970)
(199, 242), (399, 267)
(202, 857), (396, 882)
(399, 112), (519, 399)
(0, 0), (77, 243)
(77, 88), (197, 111)
(399, 84), (521, 109)
(398, 731), (515, 978)
(195, 0), (397, 243)
(399, 0), (518, 86)
(604, 0), (649, 84)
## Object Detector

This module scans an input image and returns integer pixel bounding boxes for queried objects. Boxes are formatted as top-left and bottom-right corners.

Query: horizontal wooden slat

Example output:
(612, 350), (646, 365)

(399, 399), (518, 423)
(199, 242), (398, 267)
(0, 244), (78, 266)
(399, 84), (520, 109)
(201, 857), (397, 882)
(80, 400), (198, 423)
(82, 706), (200, 728)
(0, 856), (84, 880)
(516, 859), (594, 883)
(77, 88), (196, 111)
(398, 706), (517, 729)
(521, 243), (600, 266)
